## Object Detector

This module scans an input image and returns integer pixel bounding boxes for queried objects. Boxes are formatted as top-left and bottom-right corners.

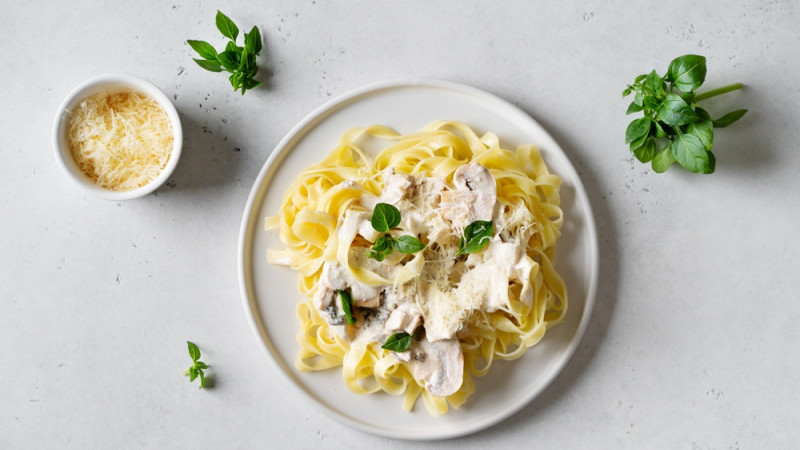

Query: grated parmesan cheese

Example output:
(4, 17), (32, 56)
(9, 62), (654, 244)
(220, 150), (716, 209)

(66, 91), (173, 191)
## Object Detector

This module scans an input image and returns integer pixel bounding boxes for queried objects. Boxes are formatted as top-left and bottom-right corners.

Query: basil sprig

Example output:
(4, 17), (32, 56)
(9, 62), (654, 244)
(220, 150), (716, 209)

(456, 220), (493, 256)
(366, 203), (424, 261)
(187, 11), (263, 95)
(183, 341), (209, 389)
(623, 54), (747, 174)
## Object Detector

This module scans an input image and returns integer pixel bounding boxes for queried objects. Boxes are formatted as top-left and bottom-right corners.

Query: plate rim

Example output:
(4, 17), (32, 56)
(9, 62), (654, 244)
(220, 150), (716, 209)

(237, 78), (599, 440)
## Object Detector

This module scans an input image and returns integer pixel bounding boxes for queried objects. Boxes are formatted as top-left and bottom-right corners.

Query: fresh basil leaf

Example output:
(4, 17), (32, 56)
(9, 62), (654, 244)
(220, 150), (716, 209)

(381, 332), (413, 352)
(653, 121), (667, 138)
(228, 72), (241, 92)
(707, 150), (717, 173)
(679, 90), (696, 105)
(194, 361), (208, 370)
(187, 40), (218, 60)
(626, 101), (643, 114)
(367, 234), (394, 261)
(245, 25), (262, 54)
(188, 368), (198, 382)
(457, 220), (493, 256)
(645, 70), (663, 95)
(239, 47), (252, 72)
(712, 109), (748, 128)
(366, 249), (386, 262)
(667, 54), (707, 93)
(192, 58), (224, 73)
(657, 94), (697, 126)
(630, 128), (650, 151)
(370, 233), (394, 253)
(338, 290), (356, 325)
(651, 143), (676, 173)
(371, 203), (401, 232)
(225, 40), (241, 54)
(394, 235), (425, 254)
(633, 90), (644, 107)
(217, 51), (240, 72)
(187, 341), (201, 362)
(622, 87), (632, 97)
(695, 107), (711, 121)
(633, 137), (657, 163)
(642, 95), (661, 111)
(625, 117), (651, 144)
(197, 370), (206, 389)
(687, 115), (714, 151)
(215, 10), (239, 42)
(242, 78), (262, 91)
(672, 133), (712, 173)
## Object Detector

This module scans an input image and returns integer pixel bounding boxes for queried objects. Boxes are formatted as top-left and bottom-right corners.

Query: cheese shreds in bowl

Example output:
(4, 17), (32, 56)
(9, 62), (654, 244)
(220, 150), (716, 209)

(66, 91), (173, 191)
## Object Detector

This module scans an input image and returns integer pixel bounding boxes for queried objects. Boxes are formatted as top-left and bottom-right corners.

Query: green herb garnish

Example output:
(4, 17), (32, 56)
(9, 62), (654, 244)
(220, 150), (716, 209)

(187, 11), (263, 95)
(338, 289), (356, 325)
(366, 203), (424, 261)
(457, 220), (493, 256)
(623, 54), (747, 174)
(381, 332), (413, 352)
(394, 235), (426, 254)
(371, 203), (401, 233)
(367, 234), (394, 262)
(183, 341), (209, 389)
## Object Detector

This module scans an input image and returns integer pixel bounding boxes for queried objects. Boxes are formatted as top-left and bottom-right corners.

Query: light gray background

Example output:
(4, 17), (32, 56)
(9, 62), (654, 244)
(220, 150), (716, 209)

(2, 0), (798, 448)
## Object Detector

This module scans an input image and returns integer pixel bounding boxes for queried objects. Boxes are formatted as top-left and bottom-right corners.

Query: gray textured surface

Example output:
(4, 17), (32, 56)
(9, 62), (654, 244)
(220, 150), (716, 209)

(2, 0), (799, 448)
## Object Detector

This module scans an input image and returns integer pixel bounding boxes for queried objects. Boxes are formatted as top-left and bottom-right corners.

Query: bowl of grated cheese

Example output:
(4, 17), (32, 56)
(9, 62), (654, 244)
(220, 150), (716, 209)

(52, 73), (182, 200)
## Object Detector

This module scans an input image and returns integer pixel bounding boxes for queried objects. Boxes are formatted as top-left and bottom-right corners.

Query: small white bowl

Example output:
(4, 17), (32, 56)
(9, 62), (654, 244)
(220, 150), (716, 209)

(52, 74), (183, 200)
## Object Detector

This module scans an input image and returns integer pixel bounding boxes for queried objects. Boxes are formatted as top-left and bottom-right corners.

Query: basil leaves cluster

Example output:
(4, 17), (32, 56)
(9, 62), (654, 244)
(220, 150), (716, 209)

(187, 11), (263, 95)
(184, 341), (209, 389)
(623, 54), (747, 174)
(367, 203), (425, 261)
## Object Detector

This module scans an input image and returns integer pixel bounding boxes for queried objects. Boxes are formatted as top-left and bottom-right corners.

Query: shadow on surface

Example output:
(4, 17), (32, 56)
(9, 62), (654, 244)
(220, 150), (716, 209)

(457, 112), (622, 440)
(160, 111), (250, 195)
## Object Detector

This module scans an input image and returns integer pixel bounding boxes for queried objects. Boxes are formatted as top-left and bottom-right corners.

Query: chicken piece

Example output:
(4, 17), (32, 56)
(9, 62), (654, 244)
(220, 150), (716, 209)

(384, 302), (423, 335)
(312, 262), (344, 324)
(379, 171), (414, 205)
(312, 258), (383, 324)
(396, 335), (464, 397)
(440, 163), (496, 228)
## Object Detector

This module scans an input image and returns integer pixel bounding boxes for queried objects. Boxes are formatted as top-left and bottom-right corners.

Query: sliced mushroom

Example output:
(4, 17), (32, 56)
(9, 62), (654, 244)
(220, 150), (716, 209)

(400, 335), (464, 397)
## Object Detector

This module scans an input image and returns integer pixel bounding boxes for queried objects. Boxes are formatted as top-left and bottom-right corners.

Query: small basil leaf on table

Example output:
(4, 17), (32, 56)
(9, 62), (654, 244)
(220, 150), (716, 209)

(184, 341), (209, 389)
(186, 10), (262, 95)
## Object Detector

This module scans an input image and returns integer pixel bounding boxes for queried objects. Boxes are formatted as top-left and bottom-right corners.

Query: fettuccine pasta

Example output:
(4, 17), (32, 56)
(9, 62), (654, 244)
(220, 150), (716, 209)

(266, 121), (567, 415)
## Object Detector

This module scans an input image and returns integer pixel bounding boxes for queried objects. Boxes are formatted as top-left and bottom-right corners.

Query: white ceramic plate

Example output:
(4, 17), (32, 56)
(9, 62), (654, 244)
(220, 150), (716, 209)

(238, 79), (598, 440)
